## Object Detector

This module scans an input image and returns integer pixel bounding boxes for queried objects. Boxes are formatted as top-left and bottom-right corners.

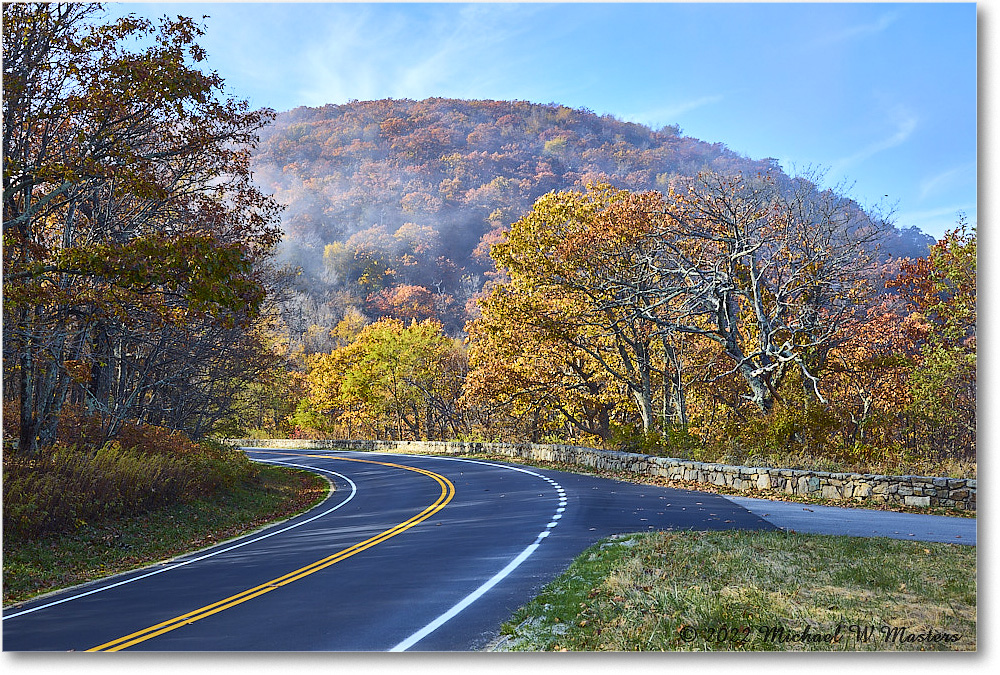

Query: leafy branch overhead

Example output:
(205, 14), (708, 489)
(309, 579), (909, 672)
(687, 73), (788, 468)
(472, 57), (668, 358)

(8, 235), (265, 325)
(3, 3), (283, 453)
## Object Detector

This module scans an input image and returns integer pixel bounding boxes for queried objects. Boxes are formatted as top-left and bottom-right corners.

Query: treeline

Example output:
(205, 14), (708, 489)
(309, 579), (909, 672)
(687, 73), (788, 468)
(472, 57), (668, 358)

(251, 98), (935, 351)
(2, 4), (283, 453)
(251, 178), (975, 476)
(2, 5), (973, 484)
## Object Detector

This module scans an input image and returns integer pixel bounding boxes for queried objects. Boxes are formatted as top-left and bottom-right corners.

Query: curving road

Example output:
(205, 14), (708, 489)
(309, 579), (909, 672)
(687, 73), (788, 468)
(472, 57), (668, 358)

(1, 448), (972, 651)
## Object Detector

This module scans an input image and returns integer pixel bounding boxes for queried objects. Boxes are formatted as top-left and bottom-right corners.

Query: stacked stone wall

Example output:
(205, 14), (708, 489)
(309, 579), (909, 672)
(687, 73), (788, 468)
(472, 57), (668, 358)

(229, 438), (975, 511)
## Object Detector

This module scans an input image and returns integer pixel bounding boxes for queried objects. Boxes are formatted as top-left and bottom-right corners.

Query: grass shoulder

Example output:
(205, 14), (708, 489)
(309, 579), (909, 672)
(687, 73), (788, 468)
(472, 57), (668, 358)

(3, 465), (328, 607)
(492, 529), (976, 652)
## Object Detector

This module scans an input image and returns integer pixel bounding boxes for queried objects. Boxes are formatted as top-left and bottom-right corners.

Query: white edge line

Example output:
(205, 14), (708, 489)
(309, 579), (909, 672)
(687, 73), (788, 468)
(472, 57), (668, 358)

(389, 538), (543, 652)
(3, 455), (356, 621)
(387, 453), (563, 652)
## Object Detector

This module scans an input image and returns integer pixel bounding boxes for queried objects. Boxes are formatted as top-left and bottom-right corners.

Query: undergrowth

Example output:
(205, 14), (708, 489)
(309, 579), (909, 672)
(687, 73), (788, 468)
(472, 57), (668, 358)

(3, 405), (261, 542)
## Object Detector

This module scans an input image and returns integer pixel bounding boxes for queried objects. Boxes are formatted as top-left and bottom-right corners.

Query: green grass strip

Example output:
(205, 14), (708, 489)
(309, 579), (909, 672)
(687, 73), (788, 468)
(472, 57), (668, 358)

(495, 529), (976, 651)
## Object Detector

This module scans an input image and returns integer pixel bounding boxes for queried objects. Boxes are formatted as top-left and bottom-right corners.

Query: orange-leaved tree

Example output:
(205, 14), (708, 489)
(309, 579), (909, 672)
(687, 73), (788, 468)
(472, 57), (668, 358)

(888, 219), (976, 458)
(470, 184), (685, 438)
(468, 173), (890, 447)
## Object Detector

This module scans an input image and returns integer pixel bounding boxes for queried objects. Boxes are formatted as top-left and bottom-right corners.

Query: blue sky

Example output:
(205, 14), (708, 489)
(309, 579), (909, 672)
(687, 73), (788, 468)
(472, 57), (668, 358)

(105, 2), (979, 240)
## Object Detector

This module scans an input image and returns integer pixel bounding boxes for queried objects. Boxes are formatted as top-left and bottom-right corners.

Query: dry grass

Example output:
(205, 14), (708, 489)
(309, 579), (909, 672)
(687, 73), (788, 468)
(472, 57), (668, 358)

(495, 529), (976, 651)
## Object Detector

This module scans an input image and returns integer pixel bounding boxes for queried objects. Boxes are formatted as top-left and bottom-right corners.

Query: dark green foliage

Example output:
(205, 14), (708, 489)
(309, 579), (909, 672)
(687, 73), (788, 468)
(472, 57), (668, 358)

(722, 403), (841, 456)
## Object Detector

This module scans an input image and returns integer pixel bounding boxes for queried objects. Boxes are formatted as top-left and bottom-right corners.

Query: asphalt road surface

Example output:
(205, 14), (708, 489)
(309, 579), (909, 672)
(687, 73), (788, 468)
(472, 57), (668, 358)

(728, 495), (975, 545)
(1, 448), (973, 651)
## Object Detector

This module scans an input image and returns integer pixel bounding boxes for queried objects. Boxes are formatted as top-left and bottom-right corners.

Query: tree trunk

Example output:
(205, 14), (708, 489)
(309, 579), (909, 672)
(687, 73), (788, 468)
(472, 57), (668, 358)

(632, 387), (655, 434)
(18, 343), (38, 455)
(738, 361), (774, 414)
(661, 338), (687, 427)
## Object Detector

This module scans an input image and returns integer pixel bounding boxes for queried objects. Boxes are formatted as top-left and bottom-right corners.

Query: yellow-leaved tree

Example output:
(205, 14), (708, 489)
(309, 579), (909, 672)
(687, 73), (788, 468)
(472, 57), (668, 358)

(295, 318), (466, 440)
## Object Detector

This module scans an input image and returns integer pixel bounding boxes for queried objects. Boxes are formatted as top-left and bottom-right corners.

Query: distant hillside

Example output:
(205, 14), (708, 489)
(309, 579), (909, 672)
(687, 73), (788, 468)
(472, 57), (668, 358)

(250, 98), (933, 345)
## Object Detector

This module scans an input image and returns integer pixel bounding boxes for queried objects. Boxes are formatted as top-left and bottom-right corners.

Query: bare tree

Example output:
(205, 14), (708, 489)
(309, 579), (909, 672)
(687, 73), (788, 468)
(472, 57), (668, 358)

(645, 170), (890, 412)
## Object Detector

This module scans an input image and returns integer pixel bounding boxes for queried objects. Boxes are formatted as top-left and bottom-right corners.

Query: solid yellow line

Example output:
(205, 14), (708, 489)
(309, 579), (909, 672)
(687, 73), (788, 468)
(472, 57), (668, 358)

(87, 454), (455, 652)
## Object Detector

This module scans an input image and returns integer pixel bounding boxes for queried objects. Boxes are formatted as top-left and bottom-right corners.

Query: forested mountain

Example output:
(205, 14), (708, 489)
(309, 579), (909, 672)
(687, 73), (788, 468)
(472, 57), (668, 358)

(3, 3), (970, 516)
(250, 97), (933, 346)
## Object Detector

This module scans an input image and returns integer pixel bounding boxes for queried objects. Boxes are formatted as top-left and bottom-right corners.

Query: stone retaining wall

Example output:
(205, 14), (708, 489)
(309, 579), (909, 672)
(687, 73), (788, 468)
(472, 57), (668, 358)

(230, 438), (976, 511)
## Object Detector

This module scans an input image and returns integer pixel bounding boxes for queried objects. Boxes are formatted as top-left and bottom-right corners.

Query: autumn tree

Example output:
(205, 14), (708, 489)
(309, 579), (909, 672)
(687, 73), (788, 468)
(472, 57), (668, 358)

(298, 318), (466, 440)
(213, 309), (307, 438)
(888, 219), (976, 457)
(470, 175), (890, 443)
(367, 284), (437, 323)
(465, 285), (624, 441)
(2, 3), (282, 452)
(476, 185), (684, 438)
(819, 296), (918, 449)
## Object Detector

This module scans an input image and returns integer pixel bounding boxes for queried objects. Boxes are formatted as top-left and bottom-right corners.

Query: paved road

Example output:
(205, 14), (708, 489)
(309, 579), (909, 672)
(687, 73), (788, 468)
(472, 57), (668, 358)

(1, 449), (975, 651)
(728, 495), (976, 545)
(3, 449), (772, 651)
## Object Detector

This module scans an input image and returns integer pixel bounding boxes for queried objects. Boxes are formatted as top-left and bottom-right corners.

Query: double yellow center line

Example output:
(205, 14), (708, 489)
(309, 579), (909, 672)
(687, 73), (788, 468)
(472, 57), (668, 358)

(88, 454), (455, 651)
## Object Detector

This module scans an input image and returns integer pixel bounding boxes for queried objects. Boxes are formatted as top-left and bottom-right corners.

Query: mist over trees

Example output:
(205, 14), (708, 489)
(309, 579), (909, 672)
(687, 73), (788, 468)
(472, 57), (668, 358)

(250, 98), (934, 350)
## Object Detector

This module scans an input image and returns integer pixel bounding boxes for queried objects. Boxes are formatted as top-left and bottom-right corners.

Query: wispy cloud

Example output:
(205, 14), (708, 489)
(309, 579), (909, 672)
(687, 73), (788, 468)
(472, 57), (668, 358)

(816, 11), (899, 46)
(830, 106), (918, 174)
(626, 94), (725, 127)
(296, 9), (405, 104)
(919, 163), (976, 201)
(294, 4), (544, 106)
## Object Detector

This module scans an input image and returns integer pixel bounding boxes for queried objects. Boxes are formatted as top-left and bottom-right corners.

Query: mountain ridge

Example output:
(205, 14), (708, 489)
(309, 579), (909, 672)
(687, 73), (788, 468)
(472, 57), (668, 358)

(249, 97), (934, 345)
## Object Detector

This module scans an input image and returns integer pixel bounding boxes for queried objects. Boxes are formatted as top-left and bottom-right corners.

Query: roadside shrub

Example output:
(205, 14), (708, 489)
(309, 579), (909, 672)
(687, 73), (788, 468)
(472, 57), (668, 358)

(730, 402), (841, 456)
(608, 424), (662, 455)
(2, 409), (260, 541)
(607, 423), (701, 458)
